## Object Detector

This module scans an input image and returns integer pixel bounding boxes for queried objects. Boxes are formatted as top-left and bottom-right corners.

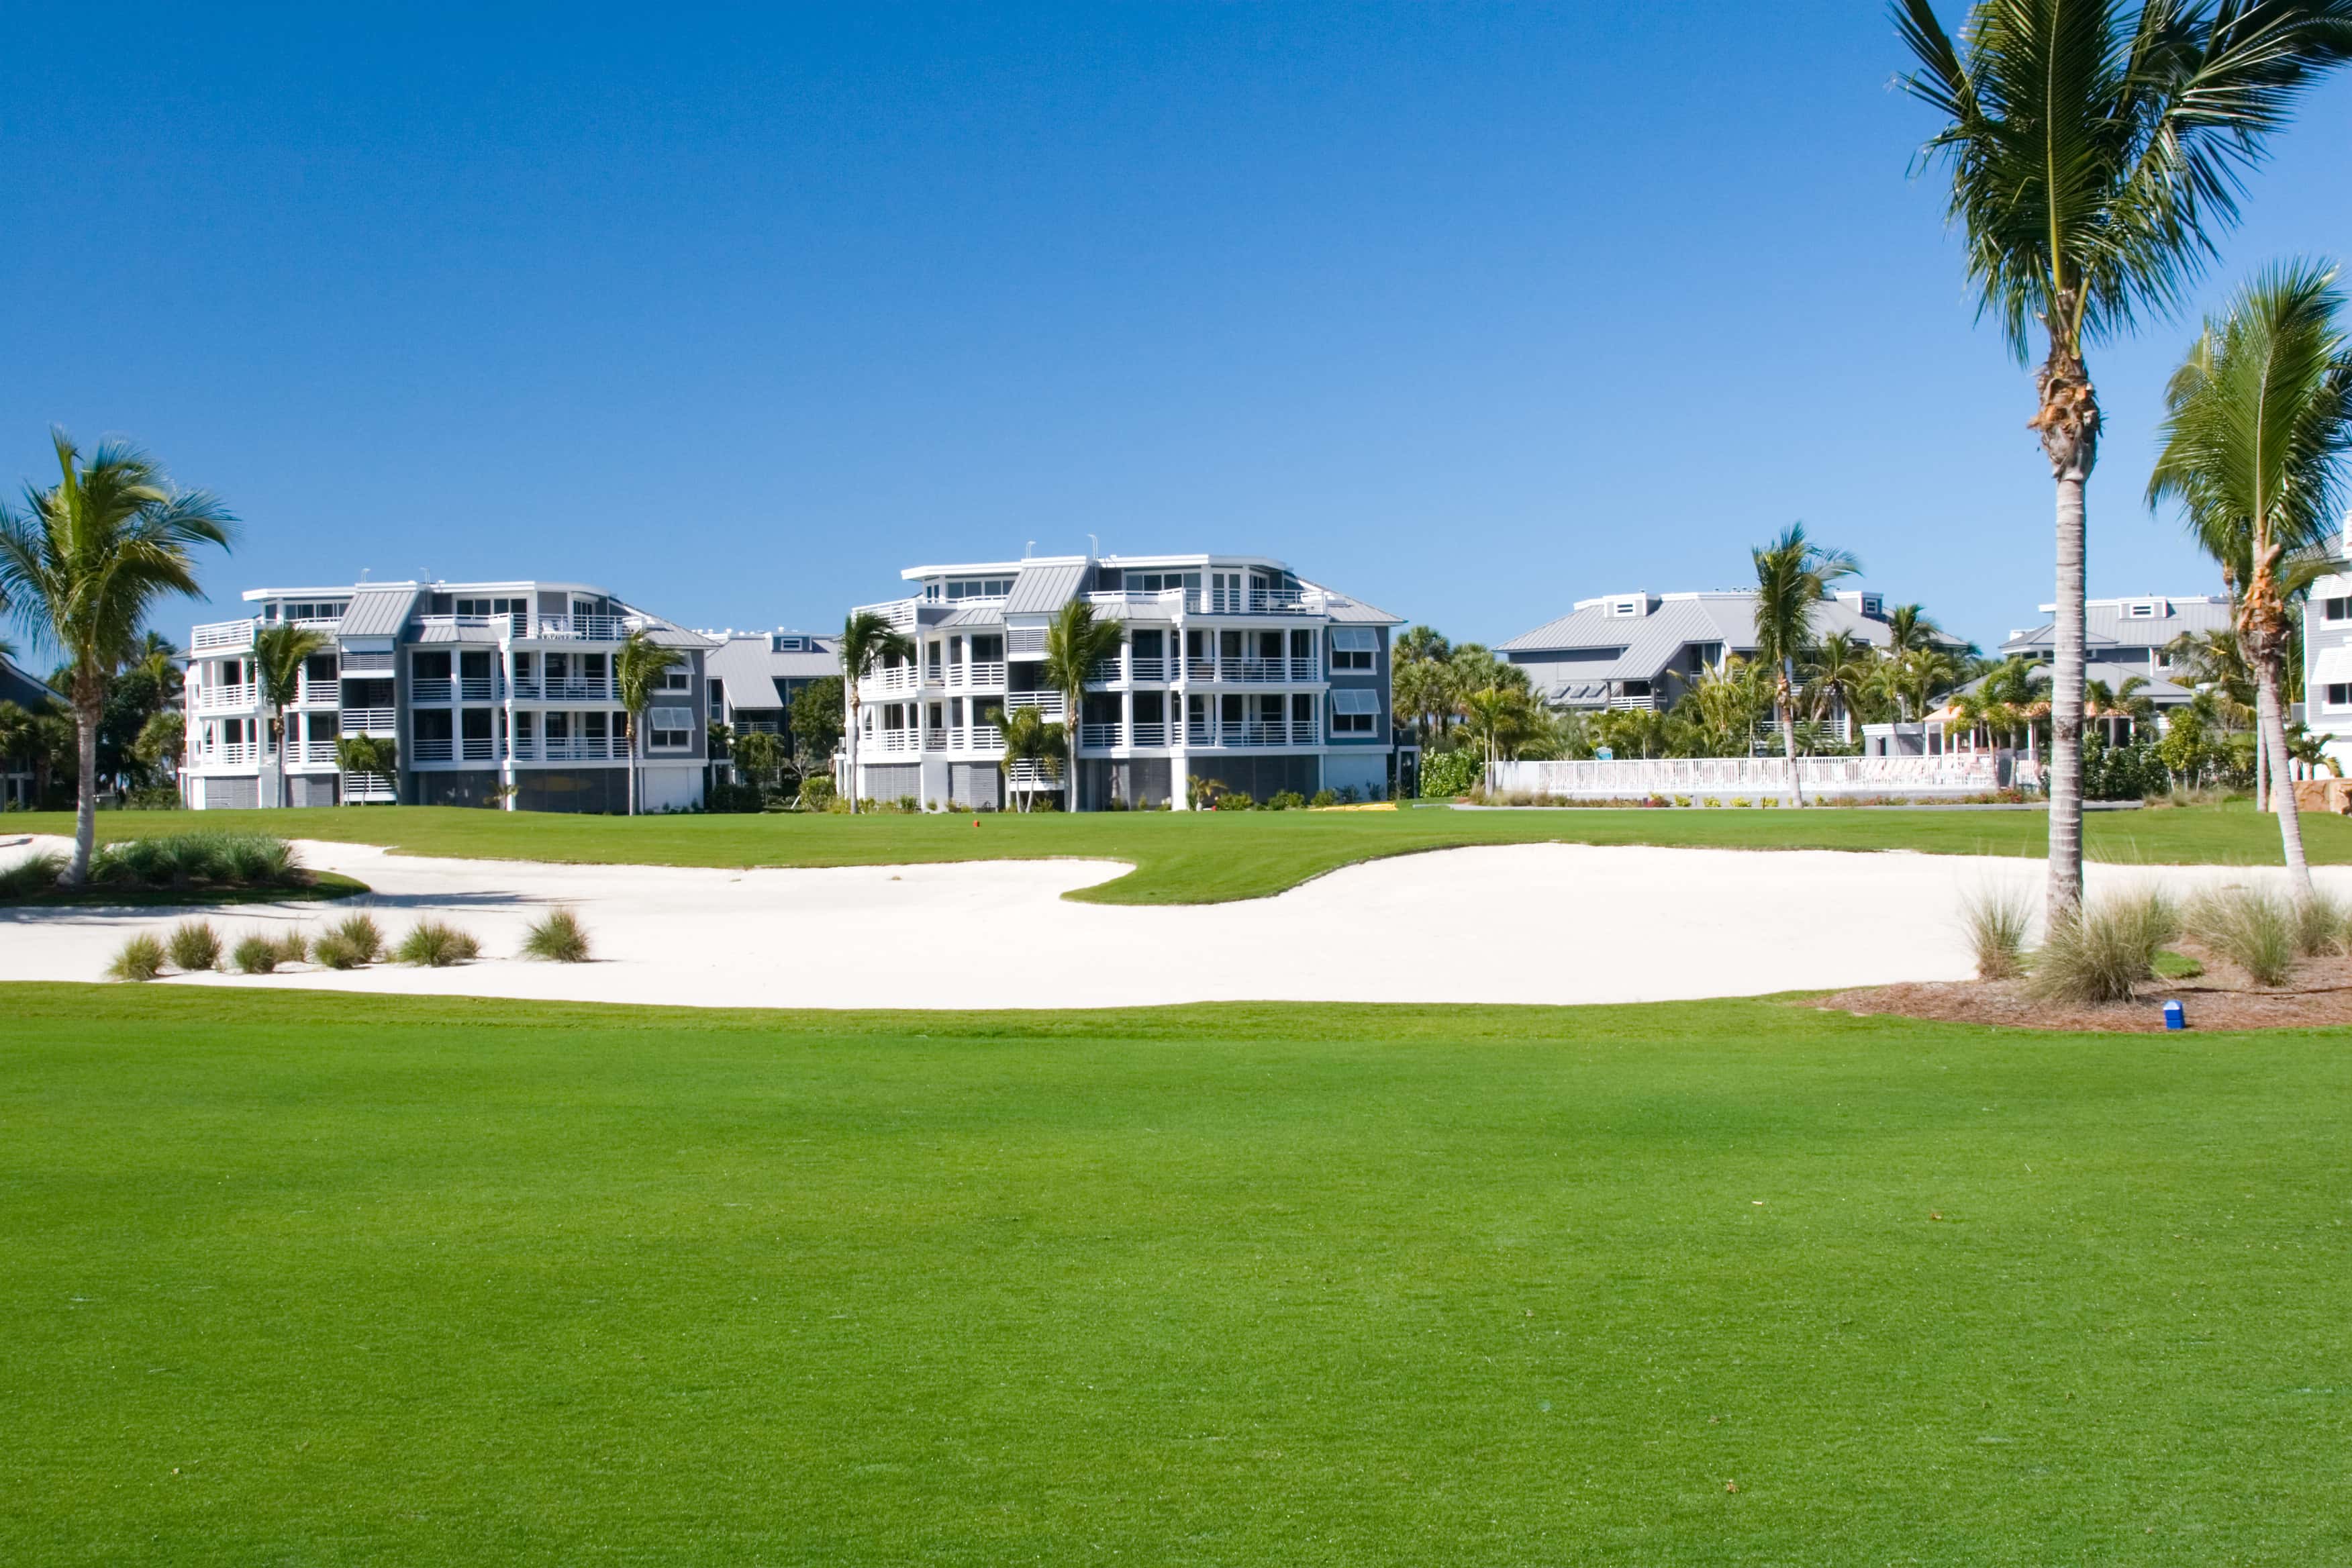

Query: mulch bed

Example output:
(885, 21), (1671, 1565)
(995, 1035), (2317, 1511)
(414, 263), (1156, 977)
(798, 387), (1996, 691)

(1816, 950), (2352, 1033)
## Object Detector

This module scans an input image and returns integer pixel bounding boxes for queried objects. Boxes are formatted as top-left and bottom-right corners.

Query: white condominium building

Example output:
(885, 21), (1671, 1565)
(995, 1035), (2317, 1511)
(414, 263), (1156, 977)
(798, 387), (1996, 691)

(182, 579), (716, 812)
(844, 553), (1401, 810)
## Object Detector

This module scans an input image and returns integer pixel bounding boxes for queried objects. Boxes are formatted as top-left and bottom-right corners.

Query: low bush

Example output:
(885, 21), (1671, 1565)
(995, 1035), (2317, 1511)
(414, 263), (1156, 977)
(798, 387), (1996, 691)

(2185, 887), (2298, 987)
(2292, 889), (2350, 958)
(232, 932), (285, 975)
(124, 787), (184, 811)
(1214, 791), (1256, 811)
(2029, 889), (2180, 1004)
(0, 851), (66, 899)
(326, 912), (385, 965)
(165, 920), (224, 973)
(272, 929), (311, 967)
(83, 833), (304, 891)
(1267, 791), (1307, 812)
(396, 920), (481, 967)
(797, 777), (837, 812)
(522, 908), (591, 963)
(1310, 789), (1339, 808)
(312, 932), (364, 969)
(106, 932), (167, 982)
(1961, 888), (2033, 980)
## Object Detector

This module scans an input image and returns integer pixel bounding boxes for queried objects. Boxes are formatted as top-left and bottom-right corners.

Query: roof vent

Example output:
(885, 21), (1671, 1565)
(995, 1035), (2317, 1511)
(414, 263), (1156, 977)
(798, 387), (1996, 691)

(1606, 595), (1649, 619)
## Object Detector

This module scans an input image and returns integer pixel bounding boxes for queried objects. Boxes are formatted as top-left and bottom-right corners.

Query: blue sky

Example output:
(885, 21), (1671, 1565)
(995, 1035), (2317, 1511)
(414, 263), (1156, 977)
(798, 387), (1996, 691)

(6, 3), (2349, 653)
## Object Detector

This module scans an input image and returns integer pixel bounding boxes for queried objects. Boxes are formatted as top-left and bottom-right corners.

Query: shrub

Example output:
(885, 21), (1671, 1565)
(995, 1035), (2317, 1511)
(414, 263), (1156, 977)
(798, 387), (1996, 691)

(0, 850), (66, 899)
(2029, 889), (2180, 1004)
(85, 833), (303, 889)
(1310, 789), (1339, 808)
(1730, 796), (1751, 808)
(326, 912), (385, 965)
(797, 776), (837, 812)
(2185, 886), (2298, 987)
(1214, 791), (1256, 811)
(1418, 748), (1483, 798)
(1267, 790), (1307, 812)
(1960, 889), (2032, 980)
(396, 920), (481, 967)
(165, 920), (224, 973)
(522, 908), (591, 963)
(125, 786), (183, 811)
(106, 932), (167, 982)
(273, 929), (311, 967)
(232, 932), (285, 975)
(2293, 889), (2351, 958)
(312, 932), (364, 969)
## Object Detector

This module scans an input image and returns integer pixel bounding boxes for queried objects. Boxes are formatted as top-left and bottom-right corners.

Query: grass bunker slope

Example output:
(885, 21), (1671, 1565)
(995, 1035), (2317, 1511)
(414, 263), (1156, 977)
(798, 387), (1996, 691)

(4, 984), (2348, 1565)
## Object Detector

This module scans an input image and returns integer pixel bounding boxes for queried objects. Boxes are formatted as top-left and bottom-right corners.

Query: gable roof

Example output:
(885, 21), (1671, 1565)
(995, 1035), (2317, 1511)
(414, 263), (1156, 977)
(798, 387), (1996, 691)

(336, 585), (421, 639)
(1999, 595), (2233, 654)
(1003, 560), (1089, 616)
(1498, 591), (1906, 693)
(703, 634), (840, 710)
(0, 651), (62, 710)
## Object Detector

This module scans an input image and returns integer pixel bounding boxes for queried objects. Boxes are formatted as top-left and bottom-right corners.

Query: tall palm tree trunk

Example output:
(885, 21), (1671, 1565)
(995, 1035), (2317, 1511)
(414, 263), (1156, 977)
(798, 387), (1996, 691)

(1777, 664), (1802, 807)
(626, 718), (638, 817)
(2253, 652), (2314, 897)
(844, 683), (861, 814)
(2036, 350), (2097, 921)
(67, 690), (100, 886)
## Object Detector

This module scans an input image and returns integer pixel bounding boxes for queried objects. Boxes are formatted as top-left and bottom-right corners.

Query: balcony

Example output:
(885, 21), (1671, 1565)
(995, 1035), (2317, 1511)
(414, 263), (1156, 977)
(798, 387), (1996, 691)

(1189, 658), (1315, 684)
(537, 677), (614, 701)
(191, 618), (257, 650)
(1185, 587), (1320, 616)
(289, 738), (343, 768)
(459, 676), (496, 702)
(529, 614), (632, 641)
(461, 735), (496, 761)
(869, 665), (921, 695)
(342, 771), (396, 803)
(950, 660), (1007, 687)
(412, 679), (453, 704)
(197, 683), (258, 711)
(1128, 656), (1167, 683)
(869, 729), (920, 754)
(340, 708), (397, 734)
(1079, 722), (1122, 748)
(850, 598), (919, 630)
(1000, 693), (1065, 721)
(201, 741), (258, 767)
(527, 736), (622, 762)
(1130, 721), (1168, 747)
(413, 737), (455, 763)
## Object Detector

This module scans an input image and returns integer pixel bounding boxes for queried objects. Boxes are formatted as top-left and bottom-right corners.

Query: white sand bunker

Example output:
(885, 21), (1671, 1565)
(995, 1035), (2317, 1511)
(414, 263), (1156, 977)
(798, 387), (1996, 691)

(1, 836), (2341, 1010)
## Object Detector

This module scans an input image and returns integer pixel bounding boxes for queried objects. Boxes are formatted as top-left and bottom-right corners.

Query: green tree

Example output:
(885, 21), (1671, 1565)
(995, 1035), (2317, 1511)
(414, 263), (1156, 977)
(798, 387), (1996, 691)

(1883, 603), (1945, 654)
(1807, 632), (1877, 738)
(1042, 599), (1122, 812)
(993, 703), (1064, 812)
(2147, 260), (2352, 894)
(838, 612), (914, 814)
(1896, 0), (2352, 917)
(789, 674), (844, 785)
(613, 630), (683, 817)
(252, 622), (330, 808)
(730, 729), (783, 796)
(132, 709), (183, 785)
(0, 432), (234, 883)
(1750, 523), (1859, 804)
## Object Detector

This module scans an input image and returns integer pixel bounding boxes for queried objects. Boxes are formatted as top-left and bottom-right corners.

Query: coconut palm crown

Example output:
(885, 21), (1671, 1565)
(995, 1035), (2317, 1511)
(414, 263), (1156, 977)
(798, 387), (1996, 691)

(0, 431), (234, 883)
(1750, 523), (1860, 804)
(1896, 0), (2352, 917)
(2147, 259), (2352, 893)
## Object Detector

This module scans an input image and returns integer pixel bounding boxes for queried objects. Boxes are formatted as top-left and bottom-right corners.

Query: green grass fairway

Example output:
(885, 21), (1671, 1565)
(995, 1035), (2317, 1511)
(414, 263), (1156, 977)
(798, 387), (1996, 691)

(9, 799), (2346, 903)
(5, 987), (2348, 1565)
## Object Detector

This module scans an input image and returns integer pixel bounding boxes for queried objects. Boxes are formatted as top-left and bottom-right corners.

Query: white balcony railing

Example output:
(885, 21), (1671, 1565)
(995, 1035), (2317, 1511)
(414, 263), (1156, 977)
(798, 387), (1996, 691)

(191, 618), (257, 650)
(458, 677), (496, 702)
(531, 614), (632, 641)
(1000, 693), (1065, 721)
(954, 660), (1007, 687)
(538, 678), (614, 701)
(850, 599), (918, 630)
(1130, 721), (1169, 747)
(1128, 656), (1167, 683)
(532, 737), (621, 762)
(869, 730), (919, 754)
(340, 650), (395, 675)
(197, 683), (258, 711)
(342, 771), (396, 803)
(341, 708), (397, 734)
(290, 738), (343, 767)
(203, 741), (258, 767)
(1079, 722), (1122, 748)
(1186, 588), (1320, 615)
(412, 737), (455, 763)
(412, 679), (454, 704)
(869, 666), (921, 695)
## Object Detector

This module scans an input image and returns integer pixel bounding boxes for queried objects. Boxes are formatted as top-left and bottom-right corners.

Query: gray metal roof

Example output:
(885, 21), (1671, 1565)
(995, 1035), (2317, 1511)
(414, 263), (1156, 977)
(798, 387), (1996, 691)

(336, 585), (420, 638)
(705, 634), (841, 710)
(1500, 592), (1907, 686)
(2000, 595), (2232, 654)
(0, 651), (61, 709)
(1003, 560), (1088, 615)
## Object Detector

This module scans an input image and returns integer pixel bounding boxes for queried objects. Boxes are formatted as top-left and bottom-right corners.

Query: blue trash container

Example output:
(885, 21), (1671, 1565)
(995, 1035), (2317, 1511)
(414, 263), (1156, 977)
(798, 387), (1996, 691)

(2163, 999), (2186, 1031)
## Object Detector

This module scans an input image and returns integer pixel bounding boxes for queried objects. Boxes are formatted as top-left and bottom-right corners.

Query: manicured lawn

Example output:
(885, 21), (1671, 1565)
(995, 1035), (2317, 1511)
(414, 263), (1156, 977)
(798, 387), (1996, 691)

(3, 986), (2348, 1565)
(9, 800), (2348, 903)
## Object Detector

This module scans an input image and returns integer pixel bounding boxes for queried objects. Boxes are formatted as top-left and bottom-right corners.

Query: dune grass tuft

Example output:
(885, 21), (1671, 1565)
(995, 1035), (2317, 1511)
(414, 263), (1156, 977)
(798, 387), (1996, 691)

(232, 932), (285, 975)
(0, 851), (66, 899)
(2292, 888), (2351, 958)
(164, 920), (224, 973)
(520, 908), (590, 963)
(104, 932), (167, 982)
(2028, 888), (2180, 1004)
(326, 912), (386, 965)
(395, 920), (481, 968)
(2185, 886), (2298, 987)
(1961, 888), (2033, 980)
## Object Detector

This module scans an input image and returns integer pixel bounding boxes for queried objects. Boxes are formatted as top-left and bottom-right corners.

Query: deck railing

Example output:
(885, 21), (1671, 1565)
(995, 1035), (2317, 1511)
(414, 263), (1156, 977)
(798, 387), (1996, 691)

(340, 708), (397, 734)
(196, 683), (258, 711)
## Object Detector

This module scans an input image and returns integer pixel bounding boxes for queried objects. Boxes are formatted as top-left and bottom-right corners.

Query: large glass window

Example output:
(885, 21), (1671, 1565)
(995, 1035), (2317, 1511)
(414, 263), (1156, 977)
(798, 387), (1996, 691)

(1330, 628), (1377, 671)
(1330, 689), (1380, 735)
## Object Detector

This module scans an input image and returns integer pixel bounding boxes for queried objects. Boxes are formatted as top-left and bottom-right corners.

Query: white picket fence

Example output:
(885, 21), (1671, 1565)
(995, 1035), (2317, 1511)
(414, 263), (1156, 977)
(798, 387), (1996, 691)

(1489, 754), (2019, 800)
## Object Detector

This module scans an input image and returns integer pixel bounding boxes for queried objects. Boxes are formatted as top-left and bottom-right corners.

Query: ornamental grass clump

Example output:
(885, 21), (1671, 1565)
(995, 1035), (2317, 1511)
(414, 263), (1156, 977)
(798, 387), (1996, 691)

(85, 833), (303, 890)
(2185, 886), (2298, 987)
(164, 920), (223, 973)
(1961, 888), (2033, 981)
(0, 851), (66, 899)
(272, 929), (311, 967)
(395, 920), (481, 967)
(2028, 889), (2181, 1005)
(105, 932), (167, 982)
(232, 932), (284, 975)
(521, 908), (590, 963)
(2292, 889), (2351, 959)
(324, 913), (385, 965)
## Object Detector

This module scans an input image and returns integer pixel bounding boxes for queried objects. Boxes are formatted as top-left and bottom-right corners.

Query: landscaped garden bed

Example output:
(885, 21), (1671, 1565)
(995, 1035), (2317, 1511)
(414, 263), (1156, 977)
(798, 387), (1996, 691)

(0, 832), (366, 906)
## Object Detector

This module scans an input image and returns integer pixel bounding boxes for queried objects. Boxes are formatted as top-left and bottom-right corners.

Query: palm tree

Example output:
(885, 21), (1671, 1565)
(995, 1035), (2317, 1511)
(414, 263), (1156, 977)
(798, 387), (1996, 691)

(1896, 0), (2352, 918)
(993, 703), (1064, 812)
(613, 629), (683, 818)
(0, 432), (234, 883)
(251, 622), (329, 808)
(1883, 603), (1945, 654)
(2148, 260), (2352, 894)
(1808, 632), (1877, 740)
(1750, 523), (1860, 804)
(1462, 685), (1533, 781)
(837, 610), (915, 814)
(1042, 599), (1122, 811)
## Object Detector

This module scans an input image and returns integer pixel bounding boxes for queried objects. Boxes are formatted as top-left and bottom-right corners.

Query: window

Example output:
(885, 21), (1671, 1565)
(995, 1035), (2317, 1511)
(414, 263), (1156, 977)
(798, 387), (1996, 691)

(707, 679), (725, 718)
(1330, 627), (1377, 671)
(2326, 597), (2352, 622)
(655, 665), (691, 693)
(1124, 571), (1199, 593)
(2329, 684), (2352, 709)
(928, 577), (1014, 601)
(1330, 688), (1380, 735)
(649, 705), (693, 749)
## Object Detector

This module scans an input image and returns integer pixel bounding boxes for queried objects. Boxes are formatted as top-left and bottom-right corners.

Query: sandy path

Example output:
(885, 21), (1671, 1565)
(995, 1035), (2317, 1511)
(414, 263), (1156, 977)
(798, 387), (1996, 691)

(2, 836), (2342, 1010)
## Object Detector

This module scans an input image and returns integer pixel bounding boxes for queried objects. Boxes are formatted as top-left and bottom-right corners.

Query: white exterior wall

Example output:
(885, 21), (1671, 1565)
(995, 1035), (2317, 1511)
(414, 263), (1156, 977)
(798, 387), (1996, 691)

(2305, 568), (2352, 770)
